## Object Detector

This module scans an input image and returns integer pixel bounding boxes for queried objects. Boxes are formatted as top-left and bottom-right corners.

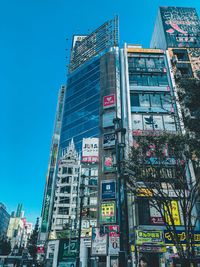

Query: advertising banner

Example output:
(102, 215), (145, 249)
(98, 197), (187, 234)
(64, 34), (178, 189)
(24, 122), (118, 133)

(164, 200), (181, 226)
(58, 239), (77, 262)
(103, 94), (116, 108)
(108, 225), (120, 255)
(91, 228), (107, 255)
(103, 155), (115, 172)
(82, 138), (99, 163)
(164, 230), (200, 246)
(101, 180), (116, 200)
(103, 112), (115, 128)
(100, 202), (116, 224)
(41, 188), (51, 233)
(103, 132), (115, 148)
(136, 230), (164, 245)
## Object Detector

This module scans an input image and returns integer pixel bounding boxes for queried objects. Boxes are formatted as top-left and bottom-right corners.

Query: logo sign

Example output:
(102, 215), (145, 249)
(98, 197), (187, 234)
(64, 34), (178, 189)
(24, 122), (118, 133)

(103, 133), (115, 148)
(37, 246), (45, 254)
(103, 94), (116, 108)
(82, 138), (99, 163)
(108, 225), (120, 255)
(100, 202), (116, 224)
(91, 228), (107, 255)
(103, 155), (115, 172)
(164, 231), (200, 245)
(136, 230), (164, 245)
(58, 239), (77, 261)
(101, 180), (116, 200)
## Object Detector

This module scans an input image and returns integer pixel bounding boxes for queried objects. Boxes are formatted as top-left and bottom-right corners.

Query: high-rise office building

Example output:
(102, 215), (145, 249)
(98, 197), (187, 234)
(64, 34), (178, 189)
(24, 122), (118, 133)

(0, 203), (10, 239)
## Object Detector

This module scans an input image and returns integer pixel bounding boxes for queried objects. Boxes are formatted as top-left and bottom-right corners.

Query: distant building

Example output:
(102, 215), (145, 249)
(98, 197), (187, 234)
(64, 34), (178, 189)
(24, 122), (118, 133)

(0, 203), (10, 238)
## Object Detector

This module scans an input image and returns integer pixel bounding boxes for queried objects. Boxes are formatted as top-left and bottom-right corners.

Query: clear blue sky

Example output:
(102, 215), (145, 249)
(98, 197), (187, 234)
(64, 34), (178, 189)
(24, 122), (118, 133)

(0, 0), (199, 224)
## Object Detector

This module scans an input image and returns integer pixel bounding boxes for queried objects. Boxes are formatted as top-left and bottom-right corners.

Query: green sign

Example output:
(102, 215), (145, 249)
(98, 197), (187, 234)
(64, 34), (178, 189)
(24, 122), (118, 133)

(58, 239), (78, 262)
(100, 201), (116, 223)
(136, 230), (164, 245)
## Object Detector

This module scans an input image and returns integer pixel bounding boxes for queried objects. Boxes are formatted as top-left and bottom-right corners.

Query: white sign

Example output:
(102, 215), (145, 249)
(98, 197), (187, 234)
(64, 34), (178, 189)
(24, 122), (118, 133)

(82, 138), (99, 163)
(108, 225), (120, 255)
(91, 228), (107, 255)
(72, 35), (87, 48)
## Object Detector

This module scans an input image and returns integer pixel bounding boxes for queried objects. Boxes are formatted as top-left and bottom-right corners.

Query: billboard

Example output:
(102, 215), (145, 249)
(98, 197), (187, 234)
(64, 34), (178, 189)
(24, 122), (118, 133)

(82, 138), (99, 163)
(103, 155), (115, 172)
(100, 202), (116, 224)
(164, 200), (181, 226)
(164, 230), (200, 246)
(101, 180), (116, 200)
(136, 230), (164, 245)
(160, 7), (200, 48)
(103, 94), (116, 108)
(58, 239), (77, 264)
(103, 133), (115, 148)
(91, 228), (107, 255)
(108, 225), (120, 255)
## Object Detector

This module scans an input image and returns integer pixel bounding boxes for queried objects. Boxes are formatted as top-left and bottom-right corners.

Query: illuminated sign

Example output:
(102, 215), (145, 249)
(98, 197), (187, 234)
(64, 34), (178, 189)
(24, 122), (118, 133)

(164, 200), (181, 226)
(164, 230), (200, 246)
(136, 230), (164, 245)
(100, 202), (116, 224)
(101, 180), (116, 200)
(103, 94), (116, 108)
(82, 138), (99, 163)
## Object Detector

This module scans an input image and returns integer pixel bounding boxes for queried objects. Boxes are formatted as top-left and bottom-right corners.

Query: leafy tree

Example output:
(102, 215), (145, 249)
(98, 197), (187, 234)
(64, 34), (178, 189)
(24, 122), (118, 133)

(125, 133), (200, 266)
(27, 217), (39, 261)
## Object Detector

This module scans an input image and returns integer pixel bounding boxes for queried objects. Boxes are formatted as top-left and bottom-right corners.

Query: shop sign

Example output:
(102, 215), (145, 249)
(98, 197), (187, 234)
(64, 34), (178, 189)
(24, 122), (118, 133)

(150, 205), (164, 225)
(103, 94), (116, 108)
(58, 239), (77, 261)
(138, 246), (166, 253)
(101, 180), (116, 200)
(103, 155), (115, 172)
(103, 112), (115, 128)
(108, 225), (120, 255)
(164, 200), (181, 226)
(100, 202), (116, 224)
(164, 230), (200, 245)
(103, 132), (115, 148)
(82, 138), (99, 163)
(91, 227), (107, 255)
(136, 230), (164, 245)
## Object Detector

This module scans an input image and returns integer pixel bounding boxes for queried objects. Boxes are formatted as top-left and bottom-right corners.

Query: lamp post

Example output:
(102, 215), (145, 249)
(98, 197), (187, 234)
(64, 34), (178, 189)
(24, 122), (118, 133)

(76, 176), (85, 267)
(113, 117), (129, 267)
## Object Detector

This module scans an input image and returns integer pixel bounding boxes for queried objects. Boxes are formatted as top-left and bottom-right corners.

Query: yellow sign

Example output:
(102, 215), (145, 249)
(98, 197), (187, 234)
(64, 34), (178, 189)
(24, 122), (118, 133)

(137, 188), (153, 197)
(164, 201), (181, 226)
(127, 48), (164, 54)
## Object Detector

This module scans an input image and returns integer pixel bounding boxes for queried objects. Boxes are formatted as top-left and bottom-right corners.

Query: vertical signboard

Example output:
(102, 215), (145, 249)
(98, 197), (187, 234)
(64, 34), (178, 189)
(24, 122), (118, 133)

(101, 180), (116, 200)
(160, 7), (200, 47)
(103, 94), (116, 108)
(103, 155), (115, 172)
(164, 200), (181, 226)
(100, 202), (116, 223)
(82, 138), (99, 163)
(108, 225), (120, 255)
(102, 112), (115, 128)
(103, 132), (115, 148)
(91, 228), (107, 255)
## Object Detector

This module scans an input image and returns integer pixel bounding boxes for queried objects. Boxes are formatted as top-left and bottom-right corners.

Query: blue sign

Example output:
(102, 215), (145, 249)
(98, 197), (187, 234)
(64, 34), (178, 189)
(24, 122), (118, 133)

(101, 180), (116, 200)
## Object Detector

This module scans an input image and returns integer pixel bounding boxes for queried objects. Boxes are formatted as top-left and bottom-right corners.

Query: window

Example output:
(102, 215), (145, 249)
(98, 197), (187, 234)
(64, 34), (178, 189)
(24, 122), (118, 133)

(139, 94), (150, 107)
(68, 168), (73, 174)
(150, 94), (161, 107)
(61, 177), (70, 183)
(59, 197), (70, 204)
(146, 58), (155, 69)
(132, 114), (143, 130)
(131, 94), (140, 107)
(60, 186), (71, 193)
(58, 207), (69, 215)
(163, 115), (176, 131)
(158, 75), (168, 86)
(153, 116), (164, 130)
(162, 94), (172, 111)
(62, 167), (67, 174)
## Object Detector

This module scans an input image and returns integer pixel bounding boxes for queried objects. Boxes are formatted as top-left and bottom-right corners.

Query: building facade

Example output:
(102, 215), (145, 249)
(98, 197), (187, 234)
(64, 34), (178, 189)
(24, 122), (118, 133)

(0, 203), (10, 239)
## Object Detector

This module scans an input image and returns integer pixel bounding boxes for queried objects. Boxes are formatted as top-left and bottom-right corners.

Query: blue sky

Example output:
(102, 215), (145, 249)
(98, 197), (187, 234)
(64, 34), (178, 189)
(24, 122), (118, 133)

(0, 0), (199, 224)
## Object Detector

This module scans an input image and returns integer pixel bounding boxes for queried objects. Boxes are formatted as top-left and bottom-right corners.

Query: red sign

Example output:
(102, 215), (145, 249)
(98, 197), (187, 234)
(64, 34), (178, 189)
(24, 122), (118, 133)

(37, 246), (45, 254)
(103, 94), (116, 108)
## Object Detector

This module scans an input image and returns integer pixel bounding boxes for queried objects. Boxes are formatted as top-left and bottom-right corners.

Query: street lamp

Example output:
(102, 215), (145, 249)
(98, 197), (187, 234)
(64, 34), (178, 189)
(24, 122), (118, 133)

(76, 175), (85, 267)
(113, 117), (129, 267)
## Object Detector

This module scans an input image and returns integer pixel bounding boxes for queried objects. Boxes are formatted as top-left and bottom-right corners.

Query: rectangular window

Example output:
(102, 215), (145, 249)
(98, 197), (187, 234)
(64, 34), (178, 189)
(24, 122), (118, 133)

(60, 186), (71, 193)
(138, 199), (150, 225)
(62, 167), (67, 174)
(153, 116), (164, 130)
(163, 115), (176, 131)
(162, 94), (172, 111)
(58, 207), (69, 215)
(146, 58), (155, 69)
(132, 114), (143, 130)
(150, 94), (161, 107)
(59, 197), (70, 204)
(148, 75), (158, 86)
(131, 93), (140, 107)
(61, 177), (70, 184)
(139, 94), (150, 107)
(158, 75), (168, 86)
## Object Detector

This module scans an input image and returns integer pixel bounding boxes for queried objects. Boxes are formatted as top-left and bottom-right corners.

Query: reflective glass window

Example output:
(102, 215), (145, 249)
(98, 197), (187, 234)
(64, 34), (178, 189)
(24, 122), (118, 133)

(131, 93), (140, 107)
(153, 116), (164, 130)
(158, 75), (168, 86)
(139, 94), (150, 107)
(162, 94), (172, 111)
(146, 58), (155, 69)
(148, 75), (158, 86)
(150, 94), (161, 107)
